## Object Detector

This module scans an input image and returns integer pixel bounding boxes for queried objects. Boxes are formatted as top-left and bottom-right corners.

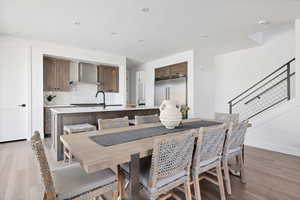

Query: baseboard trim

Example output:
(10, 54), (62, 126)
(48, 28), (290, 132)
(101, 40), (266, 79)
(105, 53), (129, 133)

(245, 140), (300, 157)
(0, 139), (27, 144)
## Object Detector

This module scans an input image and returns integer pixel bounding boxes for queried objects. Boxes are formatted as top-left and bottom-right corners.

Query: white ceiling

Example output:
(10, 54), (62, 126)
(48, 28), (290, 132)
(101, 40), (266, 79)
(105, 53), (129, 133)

(1, 0), (300, 63)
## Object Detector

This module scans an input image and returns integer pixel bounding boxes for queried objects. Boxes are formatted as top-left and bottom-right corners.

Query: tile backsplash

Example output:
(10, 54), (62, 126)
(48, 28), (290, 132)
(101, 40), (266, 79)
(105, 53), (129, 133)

(44, 83), (120, 105)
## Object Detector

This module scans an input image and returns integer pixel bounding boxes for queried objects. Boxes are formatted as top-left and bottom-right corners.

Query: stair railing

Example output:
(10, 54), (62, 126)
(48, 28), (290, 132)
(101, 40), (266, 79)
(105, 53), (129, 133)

(228, 58), (295, 120)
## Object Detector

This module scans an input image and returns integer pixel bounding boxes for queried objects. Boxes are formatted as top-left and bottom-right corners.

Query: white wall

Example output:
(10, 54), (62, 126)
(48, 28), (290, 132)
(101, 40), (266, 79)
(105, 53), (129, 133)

(0, 35), (127, 139)
(214, 26), (295, 112)
(126, 63), (137, 105)
(214, 25), (300, 156)
(193, 50), (216, 118)
(138, 51), (195, 117)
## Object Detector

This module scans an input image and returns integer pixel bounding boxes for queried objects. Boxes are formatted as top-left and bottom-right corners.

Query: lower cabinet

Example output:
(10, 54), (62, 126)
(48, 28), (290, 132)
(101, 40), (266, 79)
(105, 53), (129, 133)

(44, 106), (73, 136)
(44, 107), (52, 136)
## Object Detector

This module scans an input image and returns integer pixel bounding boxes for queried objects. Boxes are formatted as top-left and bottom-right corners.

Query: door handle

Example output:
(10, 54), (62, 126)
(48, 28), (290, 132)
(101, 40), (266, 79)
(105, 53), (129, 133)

(18, 104), (26, 107)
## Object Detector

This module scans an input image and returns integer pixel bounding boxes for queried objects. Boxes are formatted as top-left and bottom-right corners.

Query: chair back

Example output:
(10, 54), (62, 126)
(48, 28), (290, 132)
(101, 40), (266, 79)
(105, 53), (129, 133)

(149, 130), (196, 188)
(193, 125), (227, 169)
(215, 112), (239, 123)
(98, 116), (129, 130)
(224, 121), (250, 155)
(135, 114), (160, 125)
(31, 131), (55, 195)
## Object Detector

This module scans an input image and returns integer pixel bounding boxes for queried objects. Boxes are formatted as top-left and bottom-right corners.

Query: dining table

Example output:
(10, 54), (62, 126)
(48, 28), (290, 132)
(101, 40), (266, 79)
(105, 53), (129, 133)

(60, 118), (223, 200)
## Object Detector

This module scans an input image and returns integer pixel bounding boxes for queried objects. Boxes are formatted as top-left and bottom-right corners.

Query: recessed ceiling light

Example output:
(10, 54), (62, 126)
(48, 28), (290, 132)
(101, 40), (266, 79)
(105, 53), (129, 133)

(258, 20), (270, 25)
(141, 7), (150, 12)
(73, 21), (81, 26)
(138, 39), (144, 43)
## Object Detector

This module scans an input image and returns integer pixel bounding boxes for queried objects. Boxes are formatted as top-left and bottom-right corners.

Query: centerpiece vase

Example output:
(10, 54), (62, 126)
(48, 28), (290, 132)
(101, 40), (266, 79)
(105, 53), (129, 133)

(159, 100), (182, 129)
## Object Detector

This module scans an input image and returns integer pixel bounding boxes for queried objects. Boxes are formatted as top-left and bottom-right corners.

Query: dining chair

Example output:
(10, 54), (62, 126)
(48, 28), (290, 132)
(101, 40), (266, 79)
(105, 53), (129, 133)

(98, 116), (129, 130)
(192, 124), (227, 200)
(31, 131), (118, 200)
(215, 112), (239, 123)
(63, 123), (96, 164)
(119, 130), (197, 200)
(135, 114), (160, 125)
(222, 121), (250, 195)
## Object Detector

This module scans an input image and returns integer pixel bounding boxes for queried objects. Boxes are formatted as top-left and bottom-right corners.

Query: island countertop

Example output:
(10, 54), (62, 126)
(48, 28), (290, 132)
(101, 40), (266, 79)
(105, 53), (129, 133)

(51, 106), (159, 114)
(51, 105), (160, 161)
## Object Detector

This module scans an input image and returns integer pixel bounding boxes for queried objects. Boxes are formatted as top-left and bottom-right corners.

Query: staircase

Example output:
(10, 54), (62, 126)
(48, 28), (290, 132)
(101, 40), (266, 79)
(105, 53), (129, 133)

(228, 58), (296, 121)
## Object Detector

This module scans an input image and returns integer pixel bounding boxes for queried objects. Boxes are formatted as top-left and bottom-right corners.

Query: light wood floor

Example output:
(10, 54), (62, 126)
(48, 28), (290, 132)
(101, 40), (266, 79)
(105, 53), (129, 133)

(0, 139), (300, 200)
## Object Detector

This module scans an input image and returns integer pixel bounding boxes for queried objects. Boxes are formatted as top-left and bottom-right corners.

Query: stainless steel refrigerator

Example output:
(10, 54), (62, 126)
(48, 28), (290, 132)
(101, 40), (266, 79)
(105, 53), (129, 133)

(154, 77), (187, 106)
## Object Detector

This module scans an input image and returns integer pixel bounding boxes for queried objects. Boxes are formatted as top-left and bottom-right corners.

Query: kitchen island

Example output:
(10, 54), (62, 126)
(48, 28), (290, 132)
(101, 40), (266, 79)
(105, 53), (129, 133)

(51, 106), (159, 161)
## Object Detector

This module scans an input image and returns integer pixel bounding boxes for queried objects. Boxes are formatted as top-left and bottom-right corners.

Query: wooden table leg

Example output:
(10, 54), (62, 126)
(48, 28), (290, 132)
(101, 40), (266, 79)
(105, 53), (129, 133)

(129, 153), (140, 200)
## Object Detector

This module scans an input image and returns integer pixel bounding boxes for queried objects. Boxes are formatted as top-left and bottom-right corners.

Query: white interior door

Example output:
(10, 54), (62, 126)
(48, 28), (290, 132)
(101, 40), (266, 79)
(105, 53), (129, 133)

(0, 45), (29, 142)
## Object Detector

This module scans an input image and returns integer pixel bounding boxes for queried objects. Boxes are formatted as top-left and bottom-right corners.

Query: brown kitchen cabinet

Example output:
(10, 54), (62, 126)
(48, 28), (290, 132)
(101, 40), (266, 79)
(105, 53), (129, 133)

(155, 66), (170, 80)
(155, 62), (187, 81)
(97, 65), (119, 92)
(44, 57), (70, 91)
(170, 62), (187, 78)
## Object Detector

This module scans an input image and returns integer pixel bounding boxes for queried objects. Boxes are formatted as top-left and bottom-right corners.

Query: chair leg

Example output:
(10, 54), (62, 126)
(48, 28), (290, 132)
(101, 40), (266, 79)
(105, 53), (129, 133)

(223, 159), (232, 195)
(63, 147), (67, 162)
(193, 175), (202, 200)
(118, 167), (126, 199)
(112, 191), (118, 200)
(45, 192), (56, 200)
(216, 164), (226, 200)
(184, 180), (192, 200)
(239, 153), (246, 184)
(69, 151), (72, 164)
(235, 155), (239, 165)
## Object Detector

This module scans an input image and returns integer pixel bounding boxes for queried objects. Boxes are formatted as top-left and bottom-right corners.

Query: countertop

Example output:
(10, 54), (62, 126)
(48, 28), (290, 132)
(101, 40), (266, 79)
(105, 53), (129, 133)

(44, 104), (76, 108)
(50, 106), (159, 114)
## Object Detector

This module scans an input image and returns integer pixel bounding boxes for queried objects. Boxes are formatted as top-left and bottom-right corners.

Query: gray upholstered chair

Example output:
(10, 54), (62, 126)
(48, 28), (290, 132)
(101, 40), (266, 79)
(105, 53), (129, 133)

(31, 131), (118, 200)
(222, 121), (250, 195)
(192, 124), (227, 200)
(135, 114), (160, 125)
(215, 112), (239, 123)
(98, 116), (129, 130)
(120, 130), (197, 200)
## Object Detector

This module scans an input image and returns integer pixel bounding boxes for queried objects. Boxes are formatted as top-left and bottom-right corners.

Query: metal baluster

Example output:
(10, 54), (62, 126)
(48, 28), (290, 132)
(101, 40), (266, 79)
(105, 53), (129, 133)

(287, 63), (291, 100)
(229, 101), (232, 114)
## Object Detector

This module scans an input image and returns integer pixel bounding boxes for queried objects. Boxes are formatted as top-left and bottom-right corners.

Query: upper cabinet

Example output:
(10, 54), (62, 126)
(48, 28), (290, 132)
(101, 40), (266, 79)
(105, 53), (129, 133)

(155, 62), (187, 81)
(43, 57), (70, 91)
(97, 65), (119, 93)
(155, 66), (170, 80)
(169, 62), (187, 78)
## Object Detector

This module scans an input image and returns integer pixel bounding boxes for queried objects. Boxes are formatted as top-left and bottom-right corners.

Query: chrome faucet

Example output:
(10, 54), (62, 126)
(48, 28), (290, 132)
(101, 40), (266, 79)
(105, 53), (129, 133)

(95, 90), (106, 109)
